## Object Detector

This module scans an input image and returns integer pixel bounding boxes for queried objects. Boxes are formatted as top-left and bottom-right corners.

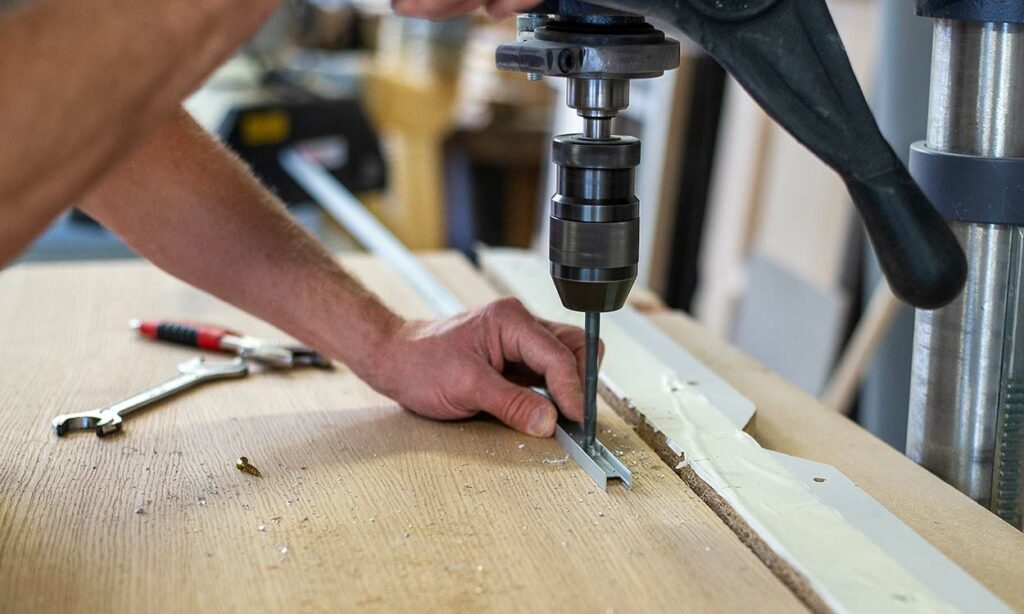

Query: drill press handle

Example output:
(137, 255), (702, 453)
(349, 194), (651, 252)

(589, 0), (967, 308)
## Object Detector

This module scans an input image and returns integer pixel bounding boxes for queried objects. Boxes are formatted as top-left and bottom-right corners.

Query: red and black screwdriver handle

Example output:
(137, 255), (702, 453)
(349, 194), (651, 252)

(131, 320), (233, 351)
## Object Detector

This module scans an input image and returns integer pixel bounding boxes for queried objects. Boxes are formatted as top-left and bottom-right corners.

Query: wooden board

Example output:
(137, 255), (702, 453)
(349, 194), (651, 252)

(0, 255), (806, 613)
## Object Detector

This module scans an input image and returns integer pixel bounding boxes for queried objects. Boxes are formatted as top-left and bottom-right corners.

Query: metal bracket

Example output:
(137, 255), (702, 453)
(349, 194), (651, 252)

(555, 418), (632, 491)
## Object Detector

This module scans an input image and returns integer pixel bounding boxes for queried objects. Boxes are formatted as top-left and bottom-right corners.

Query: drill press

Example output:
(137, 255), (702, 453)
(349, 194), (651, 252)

(499, 0), (970, 492)
(497, 4), (679, 452)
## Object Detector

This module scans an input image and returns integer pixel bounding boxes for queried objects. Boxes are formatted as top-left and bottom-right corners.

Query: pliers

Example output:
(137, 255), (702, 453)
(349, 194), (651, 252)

(129, 319), (333, 370)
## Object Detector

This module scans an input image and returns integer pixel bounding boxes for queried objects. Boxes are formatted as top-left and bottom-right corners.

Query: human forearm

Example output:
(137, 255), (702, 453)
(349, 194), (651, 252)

(78, 111), (401, 377)
(0, 0), (280, 263)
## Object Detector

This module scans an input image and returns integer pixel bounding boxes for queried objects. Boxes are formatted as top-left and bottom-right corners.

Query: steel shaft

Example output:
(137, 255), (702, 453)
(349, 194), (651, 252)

(908, 19), (1024, 527)
(583, 311), (600, 452)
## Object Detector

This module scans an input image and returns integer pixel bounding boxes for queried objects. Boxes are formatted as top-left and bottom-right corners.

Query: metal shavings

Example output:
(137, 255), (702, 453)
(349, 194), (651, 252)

(258, 524), (267, 532)
(270, 516), (282, 524)
(134, 506), (145, 515)
(517, 443), (526, 450)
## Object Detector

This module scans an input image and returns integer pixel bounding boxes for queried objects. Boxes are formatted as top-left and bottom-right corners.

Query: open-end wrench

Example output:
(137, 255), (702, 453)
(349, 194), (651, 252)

(52, 357), (249, 437)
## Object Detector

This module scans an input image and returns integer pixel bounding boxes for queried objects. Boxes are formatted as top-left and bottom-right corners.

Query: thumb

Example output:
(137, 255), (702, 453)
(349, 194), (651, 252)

(474, 371), (558, 437)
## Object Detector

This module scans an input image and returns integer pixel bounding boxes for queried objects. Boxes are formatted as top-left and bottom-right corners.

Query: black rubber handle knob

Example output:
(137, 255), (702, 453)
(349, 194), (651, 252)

(584, 0), (968, 307)
(846, 170), (966, 308)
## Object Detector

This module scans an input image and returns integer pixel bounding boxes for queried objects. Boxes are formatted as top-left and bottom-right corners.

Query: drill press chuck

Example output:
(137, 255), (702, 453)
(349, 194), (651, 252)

(549, 133), (641, 313)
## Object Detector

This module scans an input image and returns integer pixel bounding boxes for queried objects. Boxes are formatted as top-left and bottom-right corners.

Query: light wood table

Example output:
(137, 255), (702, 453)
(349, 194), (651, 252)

(0, 252), (1020, 612)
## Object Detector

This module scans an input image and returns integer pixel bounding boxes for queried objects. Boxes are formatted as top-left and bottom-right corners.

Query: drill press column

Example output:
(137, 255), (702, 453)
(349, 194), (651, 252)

(908, 13), (1024, 528)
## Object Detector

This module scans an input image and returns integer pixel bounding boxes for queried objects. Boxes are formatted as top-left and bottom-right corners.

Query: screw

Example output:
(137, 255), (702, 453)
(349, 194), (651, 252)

(236, 456), (261, 477)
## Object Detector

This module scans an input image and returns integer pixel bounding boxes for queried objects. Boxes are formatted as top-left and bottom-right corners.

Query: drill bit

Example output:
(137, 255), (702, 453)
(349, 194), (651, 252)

(583, 311), (600, 454)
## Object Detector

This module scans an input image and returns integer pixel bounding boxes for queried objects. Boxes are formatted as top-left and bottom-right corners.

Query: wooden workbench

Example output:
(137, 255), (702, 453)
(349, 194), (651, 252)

(0, 253), (1021, 612)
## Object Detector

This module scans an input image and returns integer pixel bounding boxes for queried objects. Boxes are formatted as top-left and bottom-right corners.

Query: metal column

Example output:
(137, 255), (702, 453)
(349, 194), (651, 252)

(908, 17), (1024, 528)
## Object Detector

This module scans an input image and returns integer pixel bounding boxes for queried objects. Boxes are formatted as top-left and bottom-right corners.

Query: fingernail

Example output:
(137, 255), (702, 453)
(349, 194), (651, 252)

(528, 408), (552, 436)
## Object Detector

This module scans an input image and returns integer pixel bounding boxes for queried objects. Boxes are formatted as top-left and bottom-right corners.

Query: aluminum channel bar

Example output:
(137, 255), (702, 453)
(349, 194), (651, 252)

(556, 418), (632, 490)
(281, 148), (624, 489)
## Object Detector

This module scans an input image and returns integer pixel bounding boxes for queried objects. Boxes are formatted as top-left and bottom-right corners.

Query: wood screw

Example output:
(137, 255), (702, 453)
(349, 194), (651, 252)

(236, 456), (261, 477)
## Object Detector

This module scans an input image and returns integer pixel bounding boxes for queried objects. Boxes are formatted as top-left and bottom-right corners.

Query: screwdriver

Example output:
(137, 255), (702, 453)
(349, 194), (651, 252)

(583, 312), (600, 454)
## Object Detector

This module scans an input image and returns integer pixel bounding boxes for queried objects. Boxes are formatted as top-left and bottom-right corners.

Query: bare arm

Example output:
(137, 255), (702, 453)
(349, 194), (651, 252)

(80, 112), (587, 436)
(0, 0), (280, 263)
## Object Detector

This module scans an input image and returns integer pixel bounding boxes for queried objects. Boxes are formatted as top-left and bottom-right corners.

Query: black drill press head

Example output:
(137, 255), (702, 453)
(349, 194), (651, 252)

(496, 2), (679, 313)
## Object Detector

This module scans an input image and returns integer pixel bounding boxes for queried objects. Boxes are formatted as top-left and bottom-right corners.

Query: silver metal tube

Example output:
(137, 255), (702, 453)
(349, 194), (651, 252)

(566, 78), (629, 119)
(582, 118), (612, 140)
(279, 149), (464, 318)
(909, 19), (1024, 527)
(926, 20), (1024, 157)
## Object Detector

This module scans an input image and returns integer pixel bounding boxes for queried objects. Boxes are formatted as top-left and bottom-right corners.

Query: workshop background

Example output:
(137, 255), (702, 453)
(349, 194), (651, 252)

(20, 0), (914, 450)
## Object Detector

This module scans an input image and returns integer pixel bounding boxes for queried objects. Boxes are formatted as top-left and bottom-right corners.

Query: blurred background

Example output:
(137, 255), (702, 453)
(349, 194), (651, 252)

(18, 0), (927, 453)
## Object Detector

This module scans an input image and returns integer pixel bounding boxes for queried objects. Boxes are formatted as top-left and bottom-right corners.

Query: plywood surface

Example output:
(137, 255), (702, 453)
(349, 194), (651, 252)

(644, 311), (1024, 610)
(0, 255), (806, 613)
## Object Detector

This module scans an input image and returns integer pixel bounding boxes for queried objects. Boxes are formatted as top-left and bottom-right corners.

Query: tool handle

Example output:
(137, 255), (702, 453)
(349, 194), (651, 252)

(133, 320), (230, 351)
(587, 0), (967, 308)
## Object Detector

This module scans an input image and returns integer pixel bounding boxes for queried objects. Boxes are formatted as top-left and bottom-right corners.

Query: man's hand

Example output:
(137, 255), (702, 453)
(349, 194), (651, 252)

(369, 298), (593, 437)
(391, 0), (537, 20)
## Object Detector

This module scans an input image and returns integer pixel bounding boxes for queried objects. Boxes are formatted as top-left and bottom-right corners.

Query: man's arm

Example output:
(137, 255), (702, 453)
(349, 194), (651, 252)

(80, 111), (587, 437)
(0, 0), (280, 263)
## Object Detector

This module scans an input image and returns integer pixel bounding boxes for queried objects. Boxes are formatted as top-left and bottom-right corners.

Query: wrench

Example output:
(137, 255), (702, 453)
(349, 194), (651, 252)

(52, 357), (249, 437)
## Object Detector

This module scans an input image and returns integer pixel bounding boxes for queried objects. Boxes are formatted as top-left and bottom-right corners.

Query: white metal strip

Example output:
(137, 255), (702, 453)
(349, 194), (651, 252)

(771, 452), (1008, 614)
